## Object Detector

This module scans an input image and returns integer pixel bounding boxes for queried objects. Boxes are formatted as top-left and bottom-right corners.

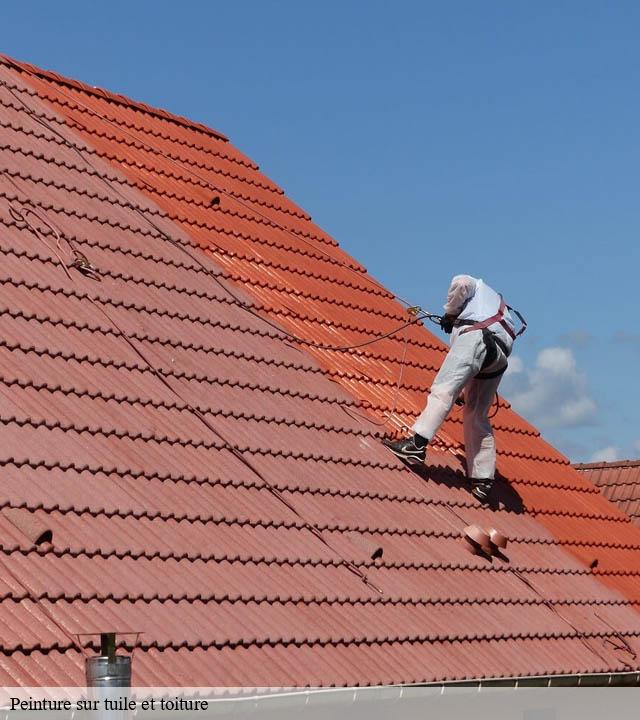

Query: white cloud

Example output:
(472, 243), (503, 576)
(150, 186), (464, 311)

(537, 347), (576, 374)
(589, 446), (620, 463)
(501, 347), (597, 429)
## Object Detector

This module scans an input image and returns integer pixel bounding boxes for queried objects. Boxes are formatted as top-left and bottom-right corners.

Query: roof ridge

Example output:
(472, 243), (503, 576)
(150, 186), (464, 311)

(574, 460), (640, 470)
(0, 53), (229, 143)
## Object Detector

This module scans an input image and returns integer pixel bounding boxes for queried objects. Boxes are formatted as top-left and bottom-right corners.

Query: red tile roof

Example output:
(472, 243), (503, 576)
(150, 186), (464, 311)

(1, 54), (640, 686)
(574, 461), (640, 528)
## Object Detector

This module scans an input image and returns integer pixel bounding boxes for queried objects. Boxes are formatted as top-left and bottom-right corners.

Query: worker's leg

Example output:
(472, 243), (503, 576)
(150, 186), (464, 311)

(463, 373), (501, 479)
(412, 332), (486, 440)
(463, 339), (509, 502)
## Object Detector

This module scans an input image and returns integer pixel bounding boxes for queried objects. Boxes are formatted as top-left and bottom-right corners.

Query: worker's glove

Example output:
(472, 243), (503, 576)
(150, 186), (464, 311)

(440, 314), (456, 334)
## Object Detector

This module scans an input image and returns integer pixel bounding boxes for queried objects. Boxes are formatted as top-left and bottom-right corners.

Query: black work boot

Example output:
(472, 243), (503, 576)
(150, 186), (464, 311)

(382, 435), (427, 465)
(471, 478), (493, 503)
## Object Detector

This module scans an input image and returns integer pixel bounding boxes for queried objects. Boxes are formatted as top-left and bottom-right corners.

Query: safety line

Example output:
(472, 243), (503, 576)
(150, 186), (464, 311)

(0, 75), (446, 431)
(0, 61), (509, 428)
(3, 168), (424, 429)
(0, 75), (443, 357)
(0, 65), (497, 432)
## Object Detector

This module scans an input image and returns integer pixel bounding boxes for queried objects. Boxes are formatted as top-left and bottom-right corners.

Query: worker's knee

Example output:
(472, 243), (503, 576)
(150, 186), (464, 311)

(465, 409), (492, 435)
(429, 382), (457, 407)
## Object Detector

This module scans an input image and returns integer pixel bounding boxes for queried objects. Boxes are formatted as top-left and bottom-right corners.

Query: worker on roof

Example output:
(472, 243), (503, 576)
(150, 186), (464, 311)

(383, 274), (516, 503)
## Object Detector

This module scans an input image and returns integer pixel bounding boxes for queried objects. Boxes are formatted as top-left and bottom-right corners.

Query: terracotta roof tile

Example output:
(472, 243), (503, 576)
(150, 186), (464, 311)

(574, 460), (640, 526)
(1, 53), (640, 686)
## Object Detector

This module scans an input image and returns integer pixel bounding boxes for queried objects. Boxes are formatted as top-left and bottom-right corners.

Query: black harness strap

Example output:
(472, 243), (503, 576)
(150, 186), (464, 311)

(476, 365), (507, 380)
(475, 329), (509, 380)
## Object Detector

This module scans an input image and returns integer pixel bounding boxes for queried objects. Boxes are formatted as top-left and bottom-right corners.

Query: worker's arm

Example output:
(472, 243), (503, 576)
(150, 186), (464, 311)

(443, 275), (477, 315)
(439, 275), (477, 333)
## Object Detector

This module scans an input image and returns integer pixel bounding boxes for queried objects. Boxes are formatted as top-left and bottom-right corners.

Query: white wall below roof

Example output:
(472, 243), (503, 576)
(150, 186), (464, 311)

(4, 683), (640, 720)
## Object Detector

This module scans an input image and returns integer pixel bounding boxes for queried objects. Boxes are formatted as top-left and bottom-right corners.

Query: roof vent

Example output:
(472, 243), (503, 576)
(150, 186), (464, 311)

(462, 525), (491, 556)
(489, 528), (508, 550)
(3, 508), (52, 546)
(462, 525), (510, 558)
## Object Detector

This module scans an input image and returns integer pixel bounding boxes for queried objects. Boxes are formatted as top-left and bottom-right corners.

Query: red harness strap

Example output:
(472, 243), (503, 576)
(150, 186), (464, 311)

(459, 299), (517, 341)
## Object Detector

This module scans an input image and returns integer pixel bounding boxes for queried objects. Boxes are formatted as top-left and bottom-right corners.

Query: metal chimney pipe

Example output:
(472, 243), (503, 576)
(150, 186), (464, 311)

(86, 633), (132, 720)
(100, 633), (116, 662)
(86, 633), (131, 687)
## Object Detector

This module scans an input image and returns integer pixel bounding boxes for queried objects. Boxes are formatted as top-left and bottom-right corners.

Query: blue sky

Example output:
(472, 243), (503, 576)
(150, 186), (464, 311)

(5, 1), (639, 462)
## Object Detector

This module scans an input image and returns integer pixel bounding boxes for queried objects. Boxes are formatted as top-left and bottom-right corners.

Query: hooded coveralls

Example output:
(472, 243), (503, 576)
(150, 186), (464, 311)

(412, 275), (515, 480)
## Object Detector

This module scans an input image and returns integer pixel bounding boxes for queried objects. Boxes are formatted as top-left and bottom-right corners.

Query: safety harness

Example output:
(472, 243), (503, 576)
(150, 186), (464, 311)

(455, 299), (527, 380)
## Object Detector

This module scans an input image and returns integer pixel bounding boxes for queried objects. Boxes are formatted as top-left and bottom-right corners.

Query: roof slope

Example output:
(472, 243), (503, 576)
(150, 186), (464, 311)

(575, 461), (640, 528)
(1, 55), (640, 686)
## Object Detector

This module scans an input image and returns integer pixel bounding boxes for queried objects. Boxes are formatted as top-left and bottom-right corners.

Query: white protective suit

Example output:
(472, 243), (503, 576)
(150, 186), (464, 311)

(412, 275), (515, 480)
